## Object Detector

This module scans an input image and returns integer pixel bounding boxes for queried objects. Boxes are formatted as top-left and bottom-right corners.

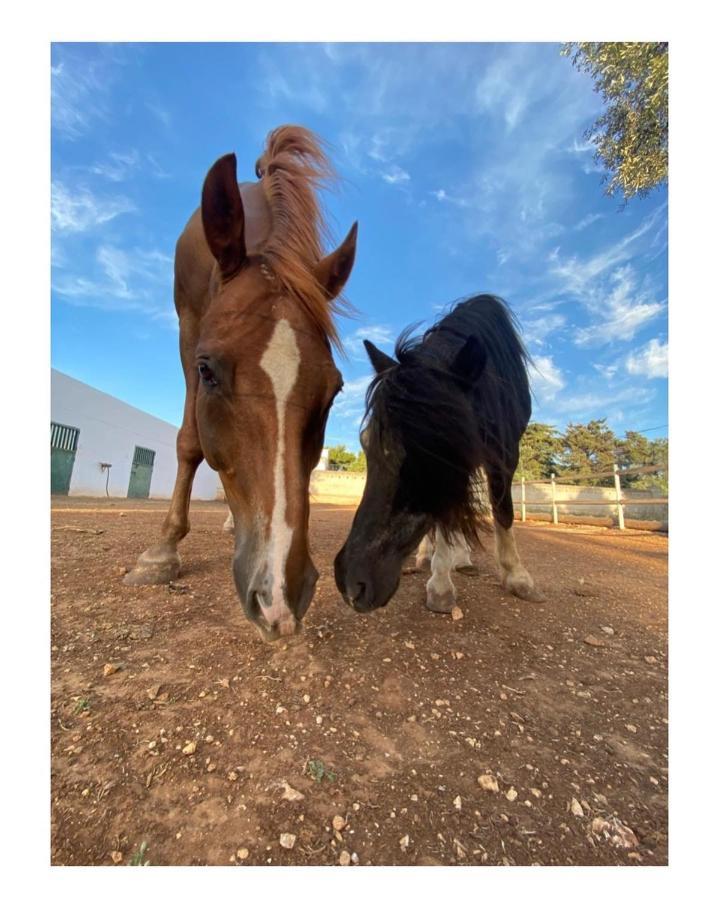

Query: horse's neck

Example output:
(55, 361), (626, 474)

(239, 180), (272, 253)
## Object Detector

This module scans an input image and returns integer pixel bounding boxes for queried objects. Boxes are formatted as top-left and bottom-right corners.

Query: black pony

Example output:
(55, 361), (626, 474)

(334, 294), (537, 614)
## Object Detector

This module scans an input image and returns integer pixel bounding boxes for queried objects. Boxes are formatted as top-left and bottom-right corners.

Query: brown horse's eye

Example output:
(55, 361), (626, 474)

(198, 362), (218, 387)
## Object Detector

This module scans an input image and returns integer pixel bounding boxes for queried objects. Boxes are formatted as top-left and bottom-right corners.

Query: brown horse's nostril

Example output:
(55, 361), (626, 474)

(248, 589), (264, 620)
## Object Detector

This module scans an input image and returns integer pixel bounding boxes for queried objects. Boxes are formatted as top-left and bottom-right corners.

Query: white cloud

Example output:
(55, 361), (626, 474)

(90, 150), (141, 182)
(333, 374), (373, 424)
(53, 243), (174, 323)
(575, 212), (604, 232)
(573, 265), (665, 347)
(530, 355), (565, 403)
(522, 313), (566, 347)
(625, 338), (668, 379)
(550, 209), (662, 296)
(430, 188), (469, 208)
(592, 362), (619, 380)
(51, 181), (136, 232)
(551, 385), (654, 418)
(381, 166), (410, 185)
(344, 325), (395, 360)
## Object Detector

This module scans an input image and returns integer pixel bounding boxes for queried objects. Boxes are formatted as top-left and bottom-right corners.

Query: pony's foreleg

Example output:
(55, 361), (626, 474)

(222, 508), (235, 533)
(425, 529), (458, 613)
(494, 523), (535, 599)
(486, 463), (535, 600)
(450, 532), (479, 574)
(415, 531), (435, 572)
(124, 433), (202, 585)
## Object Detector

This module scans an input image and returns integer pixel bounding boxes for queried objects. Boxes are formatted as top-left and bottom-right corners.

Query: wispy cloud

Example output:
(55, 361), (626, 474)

(333, 374), (373, 426)
(522, 313), (566, 347)
(551, 385), (654, 419)
(572, 265), (665, 347)
(51, 181), (136, 232)
(530, 355), (565, 404)
(90, 150), (141, 182)
(53, 243), (175, 324)
(575, 212), (604, 231)
(592, 362), (619, 380)
(51, 45), (130, 140)
(626, 338), (668, 379)
(550, 207), (664, 295)
(382, 166), (410, 185)
(344, 325), (395, 360)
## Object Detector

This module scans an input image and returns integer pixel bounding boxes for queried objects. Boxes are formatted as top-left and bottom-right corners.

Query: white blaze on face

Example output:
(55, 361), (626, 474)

(259, 318), (301, 625)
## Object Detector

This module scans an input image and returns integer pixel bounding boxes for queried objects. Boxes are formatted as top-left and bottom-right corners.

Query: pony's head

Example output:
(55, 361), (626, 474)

(196, 134), (357, 641)
(334, 331), (488, 612)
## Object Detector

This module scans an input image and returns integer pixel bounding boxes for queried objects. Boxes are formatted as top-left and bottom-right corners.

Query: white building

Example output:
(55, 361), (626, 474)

(51, 369), (221, 500)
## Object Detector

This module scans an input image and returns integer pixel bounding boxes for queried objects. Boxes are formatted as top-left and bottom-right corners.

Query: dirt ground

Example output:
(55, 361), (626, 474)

(51, 498), (668, 867)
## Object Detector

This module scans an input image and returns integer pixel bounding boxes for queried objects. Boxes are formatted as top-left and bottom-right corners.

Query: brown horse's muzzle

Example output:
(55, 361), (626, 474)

(233, 544), (317, 642)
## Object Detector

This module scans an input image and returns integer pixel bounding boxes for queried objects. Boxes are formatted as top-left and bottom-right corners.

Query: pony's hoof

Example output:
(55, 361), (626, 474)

(455, 564), (480, 576)
(504, 571), (542, 602)
(124, 547), (181, 585)
(426, 587), (456, 614)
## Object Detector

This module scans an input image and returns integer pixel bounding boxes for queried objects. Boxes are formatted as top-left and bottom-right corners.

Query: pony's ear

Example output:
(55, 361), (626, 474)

(364, 339), (396, 374)
(451, 335), (487, 384)
(314, 222), (358, 301)
(201, 153), (247, 277)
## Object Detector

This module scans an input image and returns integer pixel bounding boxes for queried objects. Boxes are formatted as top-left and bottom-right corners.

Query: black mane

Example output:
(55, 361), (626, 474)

(365, 294), (532, 544)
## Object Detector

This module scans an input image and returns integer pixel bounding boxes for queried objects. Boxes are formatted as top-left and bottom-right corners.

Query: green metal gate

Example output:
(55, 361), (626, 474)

(51, 422), (79, 495)
(128, 446), (156, 499)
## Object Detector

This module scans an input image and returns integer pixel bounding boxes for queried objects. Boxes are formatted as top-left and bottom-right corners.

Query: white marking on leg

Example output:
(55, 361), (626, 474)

(494, 522), (534, 598)
(450, 532), (473, 569)
(416, 531), (434, 570)
(426, 529), (457, 612)
(260, 319), (300, 625)
(223, 510), (235, 533)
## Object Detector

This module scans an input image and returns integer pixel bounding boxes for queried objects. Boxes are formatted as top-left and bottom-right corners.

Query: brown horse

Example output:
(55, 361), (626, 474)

(125, 126), (357, 641)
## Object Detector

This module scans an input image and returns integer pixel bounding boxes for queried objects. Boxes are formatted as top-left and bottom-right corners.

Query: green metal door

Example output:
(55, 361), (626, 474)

(51, 422), (79, 495)
(128, 446), (156, 499)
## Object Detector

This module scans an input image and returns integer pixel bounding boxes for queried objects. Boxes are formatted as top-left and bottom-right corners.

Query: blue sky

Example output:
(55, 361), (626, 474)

(51, 42), (668, 451)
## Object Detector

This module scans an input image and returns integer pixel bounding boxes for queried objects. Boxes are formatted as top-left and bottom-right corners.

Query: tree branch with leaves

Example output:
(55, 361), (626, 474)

(562, 42), (668, 201)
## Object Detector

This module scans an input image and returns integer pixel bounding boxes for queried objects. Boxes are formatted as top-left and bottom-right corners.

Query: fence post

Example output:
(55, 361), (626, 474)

(520, 477), (526, 523)
(550, 473), (559, 525)
(613, 463), (625, 531)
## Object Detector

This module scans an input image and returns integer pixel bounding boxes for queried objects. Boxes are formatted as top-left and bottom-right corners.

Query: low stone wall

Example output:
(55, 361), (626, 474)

(310, 470), (366, 506)
(512, 482), (668, 529)
(219, 470), (668, 529)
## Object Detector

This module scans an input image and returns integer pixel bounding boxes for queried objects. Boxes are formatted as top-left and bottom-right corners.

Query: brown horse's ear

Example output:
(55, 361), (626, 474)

(364, 340), (396, 374)
(201, 153), (246, 278)
(314, 222), (358, 301)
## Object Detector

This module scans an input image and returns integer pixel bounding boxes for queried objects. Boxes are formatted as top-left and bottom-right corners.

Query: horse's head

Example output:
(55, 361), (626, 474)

(334, 334), (486, 612)
(197, 153), (356, 640)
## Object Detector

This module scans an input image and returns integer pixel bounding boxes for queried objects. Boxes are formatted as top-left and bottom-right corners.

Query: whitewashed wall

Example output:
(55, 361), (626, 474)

(51, 369), (221, 500)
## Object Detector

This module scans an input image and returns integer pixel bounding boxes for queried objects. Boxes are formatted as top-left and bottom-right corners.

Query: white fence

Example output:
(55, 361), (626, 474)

(513, 464), (668, 530)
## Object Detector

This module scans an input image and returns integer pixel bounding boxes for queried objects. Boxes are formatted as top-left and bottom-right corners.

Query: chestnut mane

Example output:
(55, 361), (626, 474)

(256, 125), (346, 350)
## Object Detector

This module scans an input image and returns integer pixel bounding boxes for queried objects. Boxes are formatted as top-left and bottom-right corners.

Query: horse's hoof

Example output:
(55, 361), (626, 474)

(504, 572), (543, 602)
(124, 547), (181, 585)
(455, 564), (480, 576)
(426, 587), (456, 614)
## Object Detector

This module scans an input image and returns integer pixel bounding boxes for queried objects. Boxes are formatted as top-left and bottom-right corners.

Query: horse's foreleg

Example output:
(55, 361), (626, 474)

(222, 509), (235, 533)
(425, 528), (458, 613)
(450, 532), (479, 574)
(486, 464), (536, 600)
(415, 531), (434, 572)
(124, 437), (202, 585)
